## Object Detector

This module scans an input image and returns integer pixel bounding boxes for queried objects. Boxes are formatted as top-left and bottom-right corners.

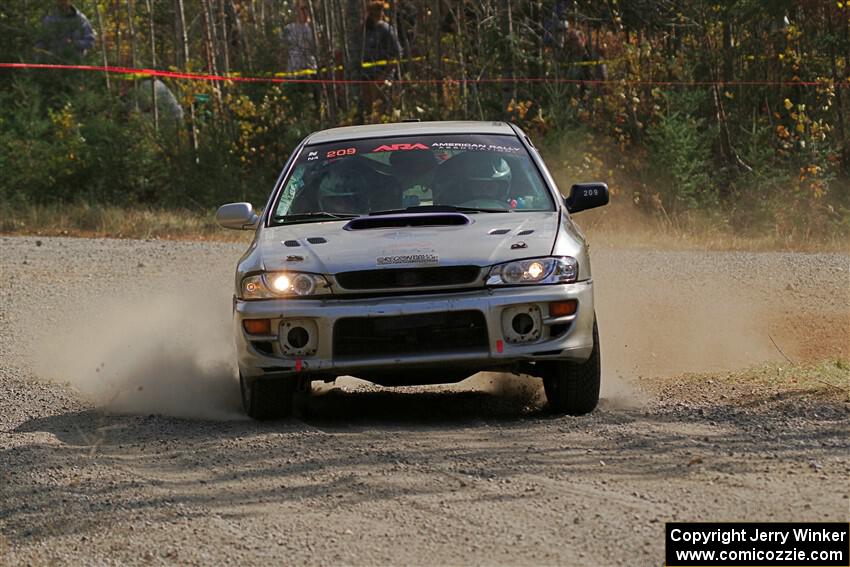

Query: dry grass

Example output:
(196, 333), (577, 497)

(579, 203), (850, 253)
(0, 202), (848, 252)
(644, 359), (850, 404)
(0, 203), (250, 242)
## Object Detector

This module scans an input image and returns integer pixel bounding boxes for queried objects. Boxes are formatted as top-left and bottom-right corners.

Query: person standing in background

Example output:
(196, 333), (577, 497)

(563, 27), (607, 117)
(362, 1), (402, 75)
(282, 1), (320, 119)
(224, 1), (247, 69)
(136, 79), (184, 125)
(566, 29), (608, 84)
(36, 0), (96, 62)
(394, 2), (418, 59)
(360, 1), (402, 118)
(282, 2), (317, 74)
(543, 1), (570, 50)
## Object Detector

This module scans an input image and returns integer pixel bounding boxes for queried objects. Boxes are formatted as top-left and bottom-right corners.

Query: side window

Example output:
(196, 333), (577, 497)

(275, 165), (305, 217)
(507, 157), (551, 210)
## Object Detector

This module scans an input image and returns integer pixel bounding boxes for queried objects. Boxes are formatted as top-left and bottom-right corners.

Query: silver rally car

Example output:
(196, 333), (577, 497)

(217, 121), (609, 419)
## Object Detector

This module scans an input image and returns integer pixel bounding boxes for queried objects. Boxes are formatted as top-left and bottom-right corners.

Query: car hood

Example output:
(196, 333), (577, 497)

(257, 212), (560, 274)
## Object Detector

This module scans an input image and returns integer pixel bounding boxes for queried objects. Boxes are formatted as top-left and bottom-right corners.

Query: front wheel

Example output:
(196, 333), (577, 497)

(543, 318), (601, 416)
(240, 372), (297, 420)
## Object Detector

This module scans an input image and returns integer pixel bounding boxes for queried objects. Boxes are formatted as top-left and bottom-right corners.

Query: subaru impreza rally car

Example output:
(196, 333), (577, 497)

(217, 121), (608, 419)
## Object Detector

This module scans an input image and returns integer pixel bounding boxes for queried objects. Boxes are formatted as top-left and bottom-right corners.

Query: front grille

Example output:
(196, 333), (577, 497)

(335, 266), (481, 290)
(333, 311), (489, 358)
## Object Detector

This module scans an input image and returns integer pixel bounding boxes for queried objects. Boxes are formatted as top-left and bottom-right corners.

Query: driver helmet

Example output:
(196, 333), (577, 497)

(437, 152), (512, 205)
(317, 167), (368, 214)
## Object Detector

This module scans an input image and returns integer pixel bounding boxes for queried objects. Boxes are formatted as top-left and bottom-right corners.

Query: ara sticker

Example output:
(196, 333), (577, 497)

(372, 143), (429, 152)
(307, 151), (319, 161)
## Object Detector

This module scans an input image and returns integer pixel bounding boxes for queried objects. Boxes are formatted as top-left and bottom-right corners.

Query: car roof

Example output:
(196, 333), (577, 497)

(305, 121), (517, 145)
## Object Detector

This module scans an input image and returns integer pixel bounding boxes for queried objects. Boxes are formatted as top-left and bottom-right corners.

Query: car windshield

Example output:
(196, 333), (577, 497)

(270, 134), (555, 225)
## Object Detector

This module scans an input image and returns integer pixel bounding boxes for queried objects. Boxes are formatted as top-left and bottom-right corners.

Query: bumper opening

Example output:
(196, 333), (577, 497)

(251, 341), (275, 356)
(333, 310), (489, 358)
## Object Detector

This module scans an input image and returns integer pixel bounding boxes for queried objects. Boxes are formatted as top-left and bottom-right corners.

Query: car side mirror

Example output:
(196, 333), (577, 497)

(216, 202), (259, 230)
(565, 182), (609, 213)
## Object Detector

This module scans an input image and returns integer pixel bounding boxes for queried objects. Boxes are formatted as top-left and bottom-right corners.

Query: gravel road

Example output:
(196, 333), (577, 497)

(1, 236), (848, 566)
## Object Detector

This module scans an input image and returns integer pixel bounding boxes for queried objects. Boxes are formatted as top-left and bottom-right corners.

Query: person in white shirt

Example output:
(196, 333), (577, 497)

(282, 2), (317, 74)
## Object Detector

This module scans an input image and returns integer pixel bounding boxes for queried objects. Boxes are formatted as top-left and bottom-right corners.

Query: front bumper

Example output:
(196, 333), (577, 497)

(234, 281), (595, 380)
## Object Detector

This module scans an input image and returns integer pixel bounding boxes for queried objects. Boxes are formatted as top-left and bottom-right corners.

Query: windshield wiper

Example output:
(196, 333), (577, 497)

(369, 205), (509, 216)
(274, 211), (360, 223)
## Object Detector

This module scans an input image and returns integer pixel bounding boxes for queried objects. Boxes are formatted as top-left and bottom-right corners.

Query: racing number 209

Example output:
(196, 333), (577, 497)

(327, 147), (357, 159)
(583, 188), (599, 197)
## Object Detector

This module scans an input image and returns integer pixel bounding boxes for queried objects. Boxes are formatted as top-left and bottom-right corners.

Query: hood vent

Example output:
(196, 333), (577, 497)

(489, 228), (510, 235)
(344, 213), (470, 231)
(517, 229), (535, 235)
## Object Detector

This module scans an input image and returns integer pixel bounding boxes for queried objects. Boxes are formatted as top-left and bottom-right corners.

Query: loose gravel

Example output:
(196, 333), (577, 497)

(0, 236), (848, 566)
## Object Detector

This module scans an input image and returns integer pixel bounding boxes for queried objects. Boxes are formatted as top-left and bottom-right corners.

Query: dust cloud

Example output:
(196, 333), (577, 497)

(593, 252), (784, 387)
(27, 259), (780, 420)
(20, 234), (818, 421)
(30, 284), (244, 421)
(463, 372), (545, 407)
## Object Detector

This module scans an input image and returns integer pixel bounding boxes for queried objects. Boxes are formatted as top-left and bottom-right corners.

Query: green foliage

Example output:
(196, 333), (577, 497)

(646, 91), (715, 210)
(0, 0), (847, 240)
(0, 73), (319, 210)
(0, 76), (170, 206)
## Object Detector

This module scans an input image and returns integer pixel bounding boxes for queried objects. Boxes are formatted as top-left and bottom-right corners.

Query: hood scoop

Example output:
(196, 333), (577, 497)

(344, 213), (470, 231)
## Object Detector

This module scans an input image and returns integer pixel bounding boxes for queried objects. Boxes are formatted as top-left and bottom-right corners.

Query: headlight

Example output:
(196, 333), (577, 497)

(240, 272), (331, 299)
(486, 257), (578, 286)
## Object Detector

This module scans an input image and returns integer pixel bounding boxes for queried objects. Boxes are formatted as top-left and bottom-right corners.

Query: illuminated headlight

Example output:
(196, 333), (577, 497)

(486, 257), (578, 285)
(240, 272), (331, 299)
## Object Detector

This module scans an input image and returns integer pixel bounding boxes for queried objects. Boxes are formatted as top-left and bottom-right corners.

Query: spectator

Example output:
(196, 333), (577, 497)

(362, 1), (401, 79)
(136, 79), (184, 124)
(543, 1), (570, 49)
(282, 2), (317, 74)
(566, 29), (608, 84)
(361, 1), (402, 118)
(36, 0), (96, 61)
(395, 3), (418, 58)
(225, 1), (247, 68)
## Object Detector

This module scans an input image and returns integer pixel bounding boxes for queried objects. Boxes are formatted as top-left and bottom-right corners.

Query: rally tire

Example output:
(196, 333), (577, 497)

(543, 318), (601, 416)
(240, 373), (297, 420)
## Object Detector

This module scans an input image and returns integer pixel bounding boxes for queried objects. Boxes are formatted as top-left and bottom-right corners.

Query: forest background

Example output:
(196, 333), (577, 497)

(0, 0), (848, 246)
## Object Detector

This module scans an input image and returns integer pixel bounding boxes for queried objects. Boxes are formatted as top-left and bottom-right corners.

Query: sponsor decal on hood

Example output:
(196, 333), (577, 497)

(376, 253), (440, 266)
